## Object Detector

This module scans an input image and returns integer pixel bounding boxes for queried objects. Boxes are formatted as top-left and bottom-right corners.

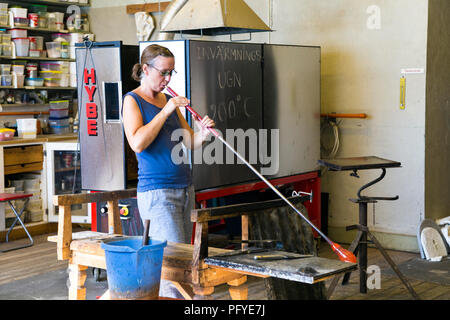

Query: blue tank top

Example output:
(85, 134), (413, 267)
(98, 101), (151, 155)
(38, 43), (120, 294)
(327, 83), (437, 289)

(124, 92), (192, 192)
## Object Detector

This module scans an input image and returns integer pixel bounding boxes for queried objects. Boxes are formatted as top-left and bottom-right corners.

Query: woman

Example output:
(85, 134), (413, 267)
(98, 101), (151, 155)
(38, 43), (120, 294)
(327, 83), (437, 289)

(122, 44), (215, 246)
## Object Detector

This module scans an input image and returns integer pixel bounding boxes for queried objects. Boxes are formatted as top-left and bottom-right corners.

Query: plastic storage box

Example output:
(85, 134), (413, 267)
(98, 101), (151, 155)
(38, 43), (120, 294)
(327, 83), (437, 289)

(16, 118), (37, 139)
(1, 74), (12, 86)
(25, 77), (44, 86)
(49, 117), (70, 127)
(40, 62), (60, 71)
(13, 37), (30, 56)
(49, 100), (69, 118)
(1, 44), (12, 56)
(10, 7), (28, 19)
(60, 73), (69, 87)
(50, 100), (69, 109)
(0, 63), (11, 74)
(49, 108), (69, 118)
(45, 41), (61, 58)
(0, 12), (8, 25)
(9, 29), (27, 38)
(0, 128), (15, 141)
(39, 70), (62, 78)
(12, 64), (25, 75)
(44, 77), (60, 87)
(48, 125), (70, 134)
(14, 17), (28, 27)
(2, 33), (11, 44)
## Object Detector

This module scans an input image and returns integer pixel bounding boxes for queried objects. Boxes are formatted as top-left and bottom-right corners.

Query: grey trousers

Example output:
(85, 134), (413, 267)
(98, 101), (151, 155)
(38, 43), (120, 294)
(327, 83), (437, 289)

(137, 185), (195, 298)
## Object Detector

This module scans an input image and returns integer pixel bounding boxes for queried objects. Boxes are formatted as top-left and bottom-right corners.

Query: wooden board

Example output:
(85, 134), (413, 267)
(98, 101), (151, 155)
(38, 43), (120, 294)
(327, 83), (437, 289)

(126, 2), (171, 14)
(205, 250), (357, 284)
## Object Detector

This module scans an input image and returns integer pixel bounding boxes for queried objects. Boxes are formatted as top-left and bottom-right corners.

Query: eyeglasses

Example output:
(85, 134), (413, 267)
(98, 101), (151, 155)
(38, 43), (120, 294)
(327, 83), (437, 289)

(148, 64), (177, 77)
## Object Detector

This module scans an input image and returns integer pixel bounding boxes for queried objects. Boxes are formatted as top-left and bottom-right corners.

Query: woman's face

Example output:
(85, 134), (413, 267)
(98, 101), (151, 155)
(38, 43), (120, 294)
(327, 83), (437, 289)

(142, 56), (175, 92)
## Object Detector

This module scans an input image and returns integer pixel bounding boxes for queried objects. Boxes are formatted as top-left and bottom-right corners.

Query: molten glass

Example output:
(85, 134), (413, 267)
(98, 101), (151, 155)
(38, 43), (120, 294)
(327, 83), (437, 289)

(331, 243), (357, 263)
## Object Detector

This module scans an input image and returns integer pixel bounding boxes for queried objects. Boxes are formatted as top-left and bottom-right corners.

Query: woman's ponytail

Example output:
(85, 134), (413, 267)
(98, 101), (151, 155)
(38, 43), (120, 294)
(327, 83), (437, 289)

(131, 63), (143, 82)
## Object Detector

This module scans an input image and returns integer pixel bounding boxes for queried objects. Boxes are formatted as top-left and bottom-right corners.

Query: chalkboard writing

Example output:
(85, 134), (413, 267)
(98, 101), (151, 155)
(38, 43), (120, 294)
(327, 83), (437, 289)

(189, 41), (263, 190)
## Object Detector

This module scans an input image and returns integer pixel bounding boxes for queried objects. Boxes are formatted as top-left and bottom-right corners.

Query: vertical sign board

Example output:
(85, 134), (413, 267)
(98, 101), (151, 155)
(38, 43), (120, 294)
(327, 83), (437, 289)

(76, 44), (127, 191)
(189, 41), (263, 191)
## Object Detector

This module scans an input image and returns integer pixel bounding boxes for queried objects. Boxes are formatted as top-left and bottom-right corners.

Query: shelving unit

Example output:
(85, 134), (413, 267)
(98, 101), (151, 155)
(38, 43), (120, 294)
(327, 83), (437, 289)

(0, 0), (91, 231)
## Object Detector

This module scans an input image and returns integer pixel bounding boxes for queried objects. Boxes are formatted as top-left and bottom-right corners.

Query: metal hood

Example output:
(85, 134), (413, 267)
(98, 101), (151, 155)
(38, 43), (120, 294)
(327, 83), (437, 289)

(161, 0), (271, 36)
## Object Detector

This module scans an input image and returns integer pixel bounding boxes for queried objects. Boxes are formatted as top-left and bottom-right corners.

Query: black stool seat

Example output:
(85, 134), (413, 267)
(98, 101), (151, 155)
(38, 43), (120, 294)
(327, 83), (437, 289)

(318, 156), (420, 300)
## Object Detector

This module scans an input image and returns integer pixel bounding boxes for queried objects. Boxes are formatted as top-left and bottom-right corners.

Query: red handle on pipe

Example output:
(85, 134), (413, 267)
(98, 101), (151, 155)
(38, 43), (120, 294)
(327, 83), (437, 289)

(166, 87), (220, 137)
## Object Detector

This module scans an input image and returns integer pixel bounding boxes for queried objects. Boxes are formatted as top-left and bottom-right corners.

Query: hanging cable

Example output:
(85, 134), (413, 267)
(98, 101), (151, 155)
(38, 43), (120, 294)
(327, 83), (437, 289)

(320, 118), (340, 176)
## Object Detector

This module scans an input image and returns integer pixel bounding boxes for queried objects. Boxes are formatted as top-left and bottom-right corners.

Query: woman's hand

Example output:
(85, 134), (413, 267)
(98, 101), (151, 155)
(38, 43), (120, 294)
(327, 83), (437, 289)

(195, 115), (215, 140)
(163, 96), (190, 117)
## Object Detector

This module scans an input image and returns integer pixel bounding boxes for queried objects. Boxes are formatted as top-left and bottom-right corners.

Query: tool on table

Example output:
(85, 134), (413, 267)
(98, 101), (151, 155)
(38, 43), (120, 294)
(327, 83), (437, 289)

(166, 86), (357, 264)
(253, 254), (313, 261)
(230, 239), (283, 249)
(220, 247), (268, 257)
(142, 219), (150, 246)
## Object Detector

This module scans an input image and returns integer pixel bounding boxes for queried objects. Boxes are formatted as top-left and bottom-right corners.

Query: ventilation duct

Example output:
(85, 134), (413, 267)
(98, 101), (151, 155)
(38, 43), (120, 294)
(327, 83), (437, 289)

(160, 0), (271, 36)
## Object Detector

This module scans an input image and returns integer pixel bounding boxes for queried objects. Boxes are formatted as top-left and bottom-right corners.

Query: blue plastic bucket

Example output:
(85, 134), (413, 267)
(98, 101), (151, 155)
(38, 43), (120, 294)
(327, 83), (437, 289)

(101, 236), (167, 300)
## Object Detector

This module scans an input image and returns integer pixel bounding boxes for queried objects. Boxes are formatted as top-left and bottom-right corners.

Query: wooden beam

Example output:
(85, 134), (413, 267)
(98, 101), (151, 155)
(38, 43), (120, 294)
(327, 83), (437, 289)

(53, 189), (137, 206)
(57, 205), (72, 261)
(126, 2), (171, 14)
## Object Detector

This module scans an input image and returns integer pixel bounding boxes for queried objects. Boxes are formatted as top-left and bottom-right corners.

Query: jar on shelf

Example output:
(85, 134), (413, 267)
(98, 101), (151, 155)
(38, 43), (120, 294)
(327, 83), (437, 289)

(38, 12), (47, 28)
(53, 12), (65, 31)
(28, 13), (39, 28)
(0, 11), (8, 26)
(60, 41), (69, 58)
(47, 13), (56, 30)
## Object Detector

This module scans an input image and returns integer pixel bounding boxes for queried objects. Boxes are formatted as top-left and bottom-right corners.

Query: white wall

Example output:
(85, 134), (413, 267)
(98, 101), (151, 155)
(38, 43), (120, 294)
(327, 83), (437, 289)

(265, 0), (428, 251)
(88, 0), (433, 251)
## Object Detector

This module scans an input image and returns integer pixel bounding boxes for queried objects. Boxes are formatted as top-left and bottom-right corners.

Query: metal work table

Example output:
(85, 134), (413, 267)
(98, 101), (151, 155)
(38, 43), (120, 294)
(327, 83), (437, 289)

(318, 156), (420, 299)
(205, 249), (357, 284)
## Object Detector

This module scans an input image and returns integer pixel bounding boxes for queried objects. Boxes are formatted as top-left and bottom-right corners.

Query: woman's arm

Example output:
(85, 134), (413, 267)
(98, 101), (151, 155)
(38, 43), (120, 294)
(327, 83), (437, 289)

(122, 94), (190, 153)
(175, 108), (215, 150)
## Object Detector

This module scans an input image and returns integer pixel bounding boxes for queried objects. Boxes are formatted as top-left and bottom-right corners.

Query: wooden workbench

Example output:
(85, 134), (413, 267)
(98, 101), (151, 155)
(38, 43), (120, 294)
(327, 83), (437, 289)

(49, 190), (357, 300)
